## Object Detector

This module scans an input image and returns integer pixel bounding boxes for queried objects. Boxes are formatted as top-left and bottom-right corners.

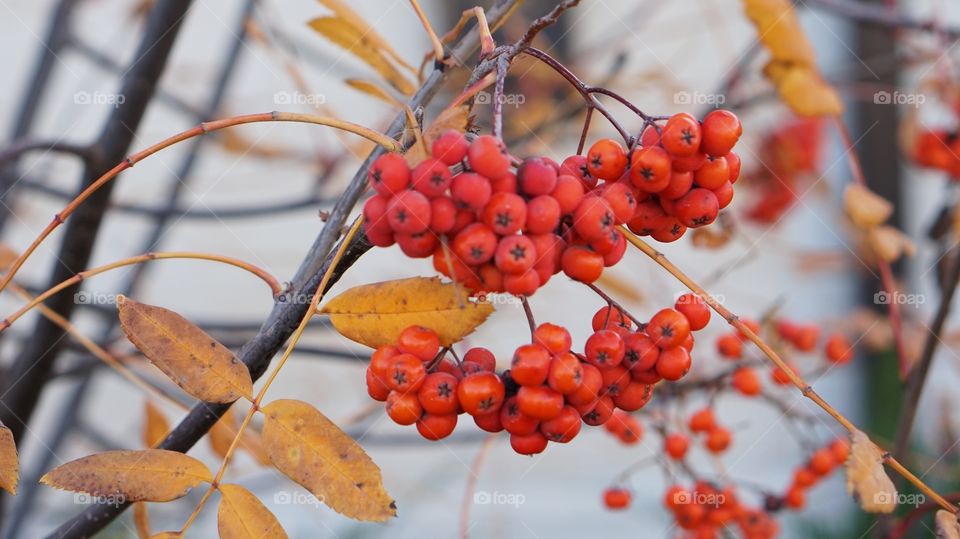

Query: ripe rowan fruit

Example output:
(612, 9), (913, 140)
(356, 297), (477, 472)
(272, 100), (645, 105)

(592, 305), (631, 331)
(510, 343), (553, 386)
(784, 486), (805, 510)
(452, 223), (497, 265)
(467, 135), (510, 179)
(495, 234), (537, 275)
(463, 347), (497, 372)
(661, 113), (702, 157)
(503, 268), (541, 296)
(482, 192), (527, 235)
(771, 362), (796, 386)
(540, 405), (582, 443)
(622, 332), (659, 372)
(705, 427), (732, 453)
(630, 146), (672, 192)
(731, 367), (761, 396)
(412, 158), (453, 197)
(369, 153), (411, 196)
(473, 411), (504, 433)
(547, 352), (583, 394)
(369, 345), (400, 380)
(650, 217), (687, 243)
(510, 431), (549, 455)
(673, 188), (720, 228)
(613, 381), (653, 411)
(659, 170), (695, 200)
(517, 385), (565, 421)
(457, 372), (506, 416)
(830, 438), (850, 463)
(500, 396), (540, 436)
(581, 395), (615, 426)
(688, 408), (716, 433)
(585, 329), (626, 368)
(561, 246), (604, 283)
(396, 231), (439, 258)
(664, 432), (690, 460)
(693, 156), (730, 190)
(675, 293), (711, 331)
(386, 391), (423, 425)
(656, 346), (692, 381)
(648, 308), (692, 349)
(386, 190), (431, 234)
(701, 110), (743, 157)
(431, 129), (469, 166)
(451, 172), (492, 210)
(518, 157), (559, 196)
(366, 367), (391, 401)
(603, 488), (632, 510)
(559, 154), (597, 189)
(793, 467), (816, 488)
(573, 196), (616, 241)
(567, 362), (603, 405)
(716, 333), (743, 359)
(416, 413), (458, 440)
(387, 353), (427, 393)
(417, 372), (460, 415)
(601, 182), (638, 224)
(551, 174), (585, 215)
(534, 323), (572, 355)
(429, 196), (457, 233)
(525, 195), (561, 235)
(397, 325), (440, 362)
(809, 448), (835, 476)
(711, 180), (734, 209)
(599, 365), (630, 397)
(824, 333), (853, 363)
(587, 138), (628, 180)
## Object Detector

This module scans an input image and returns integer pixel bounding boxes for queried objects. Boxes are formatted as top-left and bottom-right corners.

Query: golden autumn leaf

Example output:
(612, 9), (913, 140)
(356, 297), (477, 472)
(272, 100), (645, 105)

(845, 430), (897, 513)
(344, 79), (399, 105)
(0, 423), (18, 494)
(773, 66), (844, 117)
(218, 484), (288, 539)
(117, 296), (253, 403)
(315, 0), (414, 72)
(308, 17), (416, 96)
(133, 502), (152, 539)
(936, 510), (960, 539)
(40, 449), (212, 503)
(320, 277), (494, 348)
(262, 399), (396, 522)
(867, 225), (916, 263)
(143, 401), (170, 448)
(844, 184), (893, 229)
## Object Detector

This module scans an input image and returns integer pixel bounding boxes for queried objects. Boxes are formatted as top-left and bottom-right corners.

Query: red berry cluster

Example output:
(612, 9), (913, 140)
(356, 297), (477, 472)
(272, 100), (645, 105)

(912, 128), (960, 177)
(779, 438), (850, 511)
(625, 110), (743, 242)
(362, 110), (742, 296)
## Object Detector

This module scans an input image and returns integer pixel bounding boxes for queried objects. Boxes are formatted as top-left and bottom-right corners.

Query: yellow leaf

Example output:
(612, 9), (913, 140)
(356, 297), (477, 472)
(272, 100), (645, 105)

(308, 17), (416, 96)
(320, 277), (494, 348)
(844, 184), (893, 229)
(133, 502), (152, 539)
(845, 430), (897, 513)
(262, 399), (396, 522)
(345, 79), (400, 105)
(315, 0), (414, 73)
(936, 510), (960, 539)
(0, 424), (18, 494)
(774, 66), (844, 117)
(143, 401), (170, 448)
(118, 296), (253, 403)
(744, 0), (816, 65)
(218, 484), (288, 539)
(40, 449), (212, 503)
(867, 226), (915, 263)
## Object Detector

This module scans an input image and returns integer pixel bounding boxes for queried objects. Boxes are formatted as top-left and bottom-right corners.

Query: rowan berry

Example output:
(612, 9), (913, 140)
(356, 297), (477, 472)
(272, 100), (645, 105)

(369, 345), (400, 380)
(650, 217), (686, 243)
(592, 306), (631, 332)
(567, 362), (603, 406)
(386, 190), (431, 234)
(429, 196), (457, 233)
(364, 218), (395, 247)
(452, 223), (497, 265)
(559, 155), (597, 189)
(701, 110), (743, 157)
(396, 232), (438, 258)
(770, 362), (797, 385)
(530, 233), (564, 274)
(417, 372), (460, 415)
(457, 372), (505, 416)
(631, 366), (662, 384)
(627, 200), (667, 236)
(656, 346), (692, 381)
(518, 157), (558, 196)
(451, 172), (492, 211)
(510, 431), (549, 455)
(659, 170), (694, 200)
(830, 438), (850, 463)
(793, 468), (816, 488)
(601, 182), (638, 224)
(581, 395), (615, 426)
(736, 318), (761, 340)
(648, 308), (692, 348)
(705, 427), (732, 453)
(473, 411), (504, 433)
(726, 151), (742, 183)
(490, 171), (518, 194)
(674, 188), (720, 228)
(431, 129), (469, 166)
(526, 195), (561, 234)
(411, 158), (453, 198)
(386, 391), (423, 425)
(397, 325), (440, 362)
(573, 196), (616, 240)
(415, 413), (458, 440)
(386, 353), (427, 393)
(467, 135), (510, 179)
(688, 408), (716, 433)
(731, 367), (760, 396)
(716, 333), (742, 359)
(664, 432), (690, 459)
(540, 405), (582, 443)
(585, 330), (626, 368)
(693, 156), (730, 190)
(809, 448), (835, 476)
(561, 246), (604, 283)
(482, 192), (526, 235)
(603, 488), (631, 510)
(675, 293), (711, 331)
(517, 385), (564, 421)
(661, 113), (702, 157)
(369, 153), (411, 196)
(602, 232), (627, 267)
(711, 180), (734, 209)
(533, 323), (572, 355)
(824, 333), (853, 363)
(792, 324), (819, 352)
(500, 396), (540, 435)
(495, 234), (537, 275)
(671, 150), (708, 173)
(510, 343), (552, 386)
(476, 263), (505, 293)
(629, 146), (672, 192)
(544, 354), (581, 395)
(551, 174), (585, 215)
(613, 380), (653, 411)
(503, 268), (541, 296)
(587, 138), (628, 181)
(622, 332), (659, 372)
(784, 486), (805, 510)
(366, 367), (391, 401)
(599, 364), (630, 397)
(463, 347), (497, 372)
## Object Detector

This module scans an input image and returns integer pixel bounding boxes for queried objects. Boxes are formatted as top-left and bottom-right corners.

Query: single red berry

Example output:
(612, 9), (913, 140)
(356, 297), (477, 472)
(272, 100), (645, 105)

(585, 329), (626, 368)
(429, 196), (457, 233)
(547, 352), (583, 394)
(397, 325), (440, 361)
(599, 365), (630, 397)
(627, 200), (667, 236)
(675, 293), (711, 331)
(671, 150), (707, 173)
(701, 110), (742, 157)
(614, 380), (653, 411)
(412, 157), (453, 197)
(369, 153), (411, 196)
(431, 129), (469, 165)
(784, 486), (806, 510)
(396, 232), (439, 258)
(830, 438), (850, 463)
(495, 235), (538, 275)
(567, 363), (603, 405)
(580, 395), (615, 426)
(386, 391), (423, 425)
(648, 308), (692, 348)
(711, 181), (734, 209)
(650, 217), (687, 243)
(573, 196), (616, 241)
(731, 367), (760, 396)
(603, 488), (631, 510)
(629, 146), (672, 192)
(559, 155), (597, 189)
(659, 171), (694, 201)
(490, 171), (518, 193)
(540, 405), (582, 443)
(688, 408), (716, 433)
(457, 372), (506, 416)
(366, 367), (391, 401)
(664, 432), (690, 459)
(809, 448), (836, 476)
(601, 182), (638, 224)
(551, 175), (585, 215)
(510, 431), (549, 455)
(417, 372), (460, 415)
(518, 157), (559, 196)
(451, 172), (492, 211)
(705, 427), (732, 453)
(673, 188), (719, 228)
(726, 151), (742, 183)
(386, 353), (427, 393)
(503, 268), (541, 296)
(656, 346), (692, 381)
(693, 155), (730, 190)
(517, 385), (565, 421)
(716, 333), (743, 359)
(473, 411), (504, 433)
(533, 323), (572, 355)
(561, 246), (604, 283)
(623, 332), (659, 372)
(602, 231), (627, 267)
(467, 135), (510, 179)
(794, 467), (817, 488)
(386, 190), (431, 234)
(771, 362), (797, 385)
(592, 305), (631, 331)
(369, 345), (399, 380)
(364, 217), (395, 247)
(416, 413), (458, 440)
(463, 347), (497, 371)
(526, 195), (561, 235)
(481, 193), (525, 236)
(824, 333), (854, 363)
(500, 396), (540, 435)
(661, 113), (702, 157)
(510, 343), (553, 386)
(452, 223), (497, 265)
(587, 138), (628, 181)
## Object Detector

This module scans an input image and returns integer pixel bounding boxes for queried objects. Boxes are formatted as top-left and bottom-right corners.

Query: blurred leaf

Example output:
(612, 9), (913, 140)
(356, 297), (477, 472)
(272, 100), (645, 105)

(308, 17), (416, 95)
(844, 184), (893, 230)
(133, 502), (151, 539)
(345, 79), (399, 105)
(936, 510), (960, 538)
(41, 450), (211, 503)
(0, 423), (18, 494)
(218, 484), (288, 539)
(845, 430), (897, 513)
(262, 399), (396, 522)
(315, 0), (415, 72)
(867, 226), (915, 263)
(143, 401), (169, 448)
(118, 296), (253, 403)
(320, 277), (494, 348)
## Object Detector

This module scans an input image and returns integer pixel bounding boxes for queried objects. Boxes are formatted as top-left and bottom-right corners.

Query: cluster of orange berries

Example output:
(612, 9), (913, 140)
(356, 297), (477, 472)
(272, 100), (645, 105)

(603, 481), (780, 539)
(363, 110), (742, 296)
(912, 128), (960, 177)
(779, 438), (850, 511)
(365, 292), (712, 454)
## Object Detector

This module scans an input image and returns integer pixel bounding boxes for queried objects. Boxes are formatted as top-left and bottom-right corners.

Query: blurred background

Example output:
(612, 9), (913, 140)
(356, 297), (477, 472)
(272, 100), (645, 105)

(0, 0), (958, 537)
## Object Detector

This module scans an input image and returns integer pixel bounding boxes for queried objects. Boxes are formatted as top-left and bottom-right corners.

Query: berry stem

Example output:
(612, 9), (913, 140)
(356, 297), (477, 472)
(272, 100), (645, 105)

(520, 296), (537, 339)
(622, 228), (958, 513)
(583, 281), (645, 329)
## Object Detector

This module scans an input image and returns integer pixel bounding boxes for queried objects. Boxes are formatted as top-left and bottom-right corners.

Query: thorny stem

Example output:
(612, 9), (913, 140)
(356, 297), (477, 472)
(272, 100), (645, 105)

(621, 229), (957, 514)
(178, 217), (364, 535)
(0, 252), (281, 332)
(0, 112), (400, 300)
